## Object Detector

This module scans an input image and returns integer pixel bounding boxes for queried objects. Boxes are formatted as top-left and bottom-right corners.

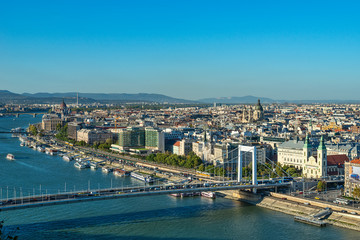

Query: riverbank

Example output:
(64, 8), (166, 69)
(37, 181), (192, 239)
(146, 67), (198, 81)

(22, 135), (194, 184)
(222, 190), (360, 232)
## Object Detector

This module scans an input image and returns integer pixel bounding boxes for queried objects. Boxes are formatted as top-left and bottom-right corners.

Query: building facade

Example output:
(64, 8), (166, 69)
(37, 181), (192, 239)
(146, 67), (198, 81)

(344, 159), (360, 198)
(117, 127), (145, 147)
(303, 136), (327, 179)
(67, 122), (82, 140)
(179, 139), (193, 156)
(278, 135), (348, 178)
(41, 114), (62, 132)
(77, 129), (112, 145)
(145, 127), (165, 152)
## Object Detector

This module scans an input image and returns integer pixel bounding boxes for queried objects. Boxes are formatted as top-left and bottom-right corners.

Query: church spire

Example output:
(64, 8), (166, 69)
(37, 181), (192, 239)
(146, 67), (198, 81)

(303, 133), (311, 149)
(318, 135), (326, 150)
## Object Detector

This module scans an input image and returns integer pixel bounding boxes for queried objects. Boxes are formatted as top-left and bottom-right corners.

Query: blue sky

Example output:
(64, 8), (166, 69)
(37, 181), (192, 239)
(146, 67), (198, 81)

(0, 1), (359, 100)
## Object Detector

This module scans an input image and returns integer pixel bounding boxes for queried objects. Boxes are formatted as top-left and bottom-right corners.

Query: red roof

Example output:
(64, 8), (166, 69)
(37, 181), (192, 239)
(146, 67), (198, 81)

(327, 155), (349, 166)
(173, 141), (181, 147)
(350, 158), (360, 164)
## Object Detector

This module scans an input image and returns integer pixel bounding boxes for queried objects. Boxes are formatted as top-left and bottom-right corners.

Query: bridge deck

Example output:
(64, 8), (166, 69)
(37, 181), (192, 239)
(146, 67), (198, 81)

(0, 183), (290, 211)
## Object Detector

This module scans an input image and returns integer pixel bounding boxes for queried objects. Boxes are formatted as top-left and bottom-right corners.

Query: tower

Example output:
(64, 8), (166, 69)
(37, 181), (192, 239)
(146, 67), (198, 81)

(242, 106), (246, 122)
(248, 107), (252, 122)
(317, 135), (327, 177)
(303, 133), (311, 162)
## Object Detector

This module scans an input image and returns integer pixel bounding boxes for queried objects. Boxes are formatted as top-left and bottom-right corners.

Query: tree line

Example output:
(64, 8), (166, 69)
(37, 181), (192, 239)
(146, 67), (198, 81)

(146, 152), (202, 169)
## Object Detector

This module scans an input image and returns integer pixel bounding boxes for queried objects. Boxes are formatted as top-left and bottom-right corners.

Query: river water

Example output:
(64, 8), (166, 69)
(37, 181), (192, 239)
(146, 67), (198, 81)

(0, 115), (359, 239)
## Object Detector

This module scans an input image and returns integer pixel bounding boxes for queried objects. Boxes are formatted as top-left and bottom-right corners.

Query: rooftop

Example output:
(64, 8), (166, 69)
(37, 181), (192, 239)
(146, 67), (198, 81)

(327, 154), (349, 166)
(350, 159), (360, 164)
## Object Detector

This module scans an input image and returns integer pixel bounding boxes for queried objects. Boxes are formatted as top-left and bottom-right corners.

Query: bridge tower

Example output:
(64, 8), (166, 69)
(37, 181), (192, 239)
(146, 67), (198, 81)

(237, 145), (257, 185)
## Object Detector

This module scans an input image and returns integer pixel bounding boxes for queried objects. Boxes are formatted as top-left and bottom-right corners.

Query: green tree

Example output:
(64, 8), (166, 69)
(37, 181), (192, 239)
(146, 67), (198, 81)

(317, 181), (326, 192)
(28, 124), (38, 136)
(146, 154), (156, 162)
(56, 123), (62, 131)
(352, 186), (360, 201)
(197, 164), (205, 172)
(55, 123), (68, 141)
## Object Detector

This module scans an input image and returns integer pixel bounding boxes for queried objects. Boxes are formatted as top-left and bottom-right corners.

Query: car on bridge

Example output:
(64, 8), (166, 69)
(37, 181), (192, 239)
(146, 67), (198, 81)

(89, 192), (100, 196)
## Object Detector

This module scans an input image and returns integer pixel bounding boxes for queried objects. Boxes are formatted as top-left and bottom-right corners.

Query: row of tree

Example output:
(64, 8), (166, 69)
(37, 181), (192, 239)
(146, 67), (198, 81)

(146, 152), (202, 169)
(28, 124), (44, 137)
(243, 163), (302, 179)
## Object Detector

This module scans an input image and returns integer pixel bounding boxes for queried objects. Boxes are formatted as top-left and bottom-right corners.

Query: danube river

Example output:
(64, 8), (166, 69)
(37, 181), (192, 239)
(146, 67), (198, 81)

(0, 115), (359, 239)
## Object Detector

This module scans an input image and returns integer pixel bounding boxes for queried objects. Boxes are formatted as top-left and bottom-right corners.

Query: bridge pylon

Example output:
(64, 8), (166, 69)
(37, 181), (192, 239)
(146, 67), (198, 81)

(237, 145), (257, 187)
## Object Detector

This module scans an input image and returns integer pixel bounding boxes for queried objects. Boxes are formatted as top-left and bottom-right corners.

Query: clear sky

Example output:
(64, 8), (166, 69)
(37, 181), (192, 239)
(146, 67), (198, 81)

(0, 1), (359, 100)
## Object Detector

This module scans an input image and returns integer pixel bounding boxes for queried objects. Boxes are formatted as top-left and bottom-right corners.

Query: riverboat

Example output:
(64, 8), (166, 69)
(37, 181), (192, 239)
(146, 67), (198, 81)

(180, 192), (201, 198)
(37, 146), (45, 152)
(102, 167), (113, 173)
(90, 162), (98, 170)
(49, 149), (58, 156)
(170, 193), (181, 197)
(74, 162), (88, 169)
(130, 171), (154, 183)
(113, 169), (130, 177)
(62, 155), (73, 161)
(201, 191), (216, 199)
(6, 153), (15, 160)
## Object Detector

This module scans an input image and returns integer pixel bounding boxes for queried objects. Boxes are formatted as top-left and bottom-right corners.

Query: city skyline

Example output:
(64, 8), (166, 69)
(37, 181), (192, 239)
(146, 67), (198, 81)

(1, 1), (359, 100)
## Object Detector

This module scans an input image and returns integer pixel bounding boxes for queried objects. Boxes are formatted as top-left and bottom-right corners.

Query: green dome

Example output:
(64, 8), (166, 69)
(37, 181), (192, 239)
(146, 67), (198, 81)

(255, 99), (263, 111)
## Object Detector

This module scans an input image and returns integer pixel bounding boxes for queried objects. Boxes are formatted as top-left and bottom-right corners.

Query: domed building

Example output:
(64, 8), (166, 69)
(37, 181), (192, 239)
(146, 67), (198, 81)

(241, 99), (264, 123)
(59, 99), (70, 117)
(253, 99), (264, 121)
(60, 99), (67, 110)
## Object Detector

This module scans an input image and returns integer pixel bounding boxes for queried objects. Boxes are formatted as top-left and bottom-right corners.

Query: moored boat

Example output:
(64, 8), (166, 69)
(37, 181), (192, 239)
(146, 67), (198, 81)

(113, 168), (130, 177)
(37, 146), (45, 152)
(130, 171), (154, 183)
(90, 162), (98, 169)
(74, 162), (88, 169)
(201, 191), (216, 199)
(170, 193), (181, 197)
(49, 149), (58, 155)
(63, 155), (73, 161)
(102, 167), (113, 173)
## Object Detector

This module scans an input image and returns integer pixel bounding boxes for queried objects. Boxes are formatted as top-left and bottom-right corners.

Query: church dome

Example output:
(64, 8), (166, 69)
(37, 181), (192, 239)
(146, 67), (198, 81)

(255, 99), (263, 111)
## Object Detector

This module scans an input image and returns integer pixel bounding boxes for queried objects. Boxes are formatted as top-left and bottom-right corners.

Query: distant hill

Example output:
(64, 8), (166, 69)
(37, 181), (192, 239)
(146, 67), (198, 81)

(21, 92), (195, 104)
(2, 90), (360, 105)
(0, 90), (30, 104)
(198, 95), (276, 104)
